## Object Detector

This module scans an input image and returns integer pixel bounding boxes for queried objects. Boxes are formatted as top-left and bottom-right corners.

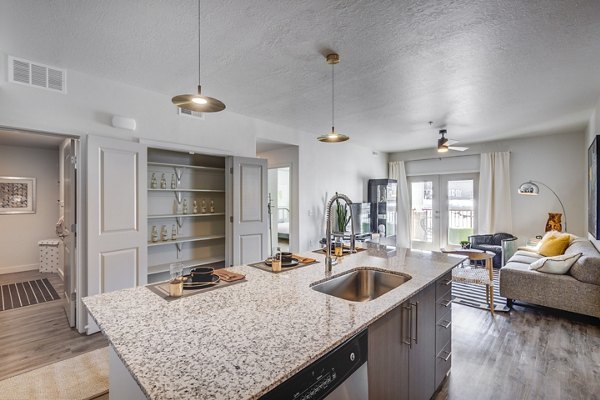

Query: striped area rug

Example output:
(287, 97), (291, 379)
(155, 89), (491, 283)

(452, 269), (510, 312)
(0, 278), (60, 312)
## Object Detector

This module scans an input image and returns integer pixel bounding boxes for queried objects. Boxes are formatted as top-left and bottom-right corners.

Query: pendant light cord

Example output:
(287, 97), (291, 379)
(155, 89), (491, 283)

(198, 0), (202, 85)
(331, 62), (335, 132)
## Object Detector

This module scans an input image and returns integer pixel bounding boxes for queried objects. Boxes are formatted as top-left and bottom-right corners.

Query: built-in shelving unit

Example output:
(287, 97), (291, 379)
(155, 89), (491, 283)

(147, 149), (227, 284)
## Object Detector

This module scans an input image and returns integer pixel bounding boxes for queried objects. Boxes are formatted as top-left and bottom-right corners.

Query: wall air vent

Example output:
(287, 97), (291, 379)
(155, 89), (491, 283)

(8, 56), (67, 93)
(177, 107), (205, 120)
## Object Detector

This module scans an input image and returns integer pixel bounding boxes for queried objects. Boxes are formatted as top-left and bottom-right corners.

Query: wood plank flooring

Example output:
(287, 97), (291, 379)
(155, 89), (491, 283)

(434, 302), (600, 400)
(0, 270), (107, 381)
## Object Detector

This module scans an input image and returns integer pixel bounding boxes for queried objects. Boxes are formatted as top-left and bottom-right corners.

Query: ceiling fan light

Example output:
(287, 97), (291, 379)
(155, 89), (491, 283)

(318, 131), (349, 143)
(437, 146), (448, 153)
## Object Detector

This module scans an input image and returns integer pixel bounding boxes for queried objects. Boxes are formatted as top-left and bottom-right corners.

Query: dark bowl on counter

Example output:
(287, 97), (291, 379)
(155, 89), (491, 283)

(279, 252), (293, 262)
(190, 267), (214, 282)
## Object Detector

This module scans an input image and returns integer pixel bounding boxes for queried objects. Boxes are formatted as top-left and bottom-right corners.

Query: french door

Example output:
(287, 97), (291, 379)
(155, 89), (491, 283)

(409, 174), (478, 251)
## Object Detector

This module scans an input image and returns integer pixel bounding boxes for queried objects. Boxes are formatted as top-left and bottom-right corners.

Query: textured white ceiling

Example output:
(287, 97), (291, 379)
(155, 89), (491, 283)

(1, 0), (600, 151)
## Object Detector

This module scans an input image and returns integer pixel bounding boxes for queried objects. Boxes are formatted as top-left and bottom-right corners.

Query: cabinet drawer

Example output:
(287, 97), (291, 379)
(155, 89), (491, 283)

(436, 290), (452, 321)
(436, 271), (453, 298)
(436, 314), (452, 353)
(435, 342), (452, 389)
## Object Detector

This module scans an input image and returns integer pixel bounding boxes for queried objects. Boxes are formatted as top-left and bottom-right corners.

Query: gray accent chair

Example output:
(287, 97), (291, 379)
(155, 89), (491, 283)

(499, 238), (600, 318)
(468, 233), (518, 268)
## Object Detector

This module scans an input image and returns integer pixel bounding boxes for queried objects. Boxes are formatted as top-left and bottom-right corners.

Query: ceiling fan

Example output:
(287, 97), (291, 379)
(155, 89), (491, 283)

(437, 129), (468, 153)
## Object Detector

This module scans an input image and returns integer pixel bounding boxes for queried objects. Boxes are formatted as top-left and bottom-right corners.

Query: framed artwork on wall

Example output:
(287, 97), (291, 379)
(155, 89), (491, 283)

(589, 136), (600, 238)
(0, 176), (36, 214)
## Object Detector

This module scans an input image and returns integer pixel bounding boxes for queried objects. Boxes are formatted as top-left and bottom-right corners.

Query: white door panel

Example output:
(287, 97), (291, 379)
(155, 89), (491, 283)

(229, 157), (268, 265)
(63, 139), (77, 327)
(87, 136), (147, 334)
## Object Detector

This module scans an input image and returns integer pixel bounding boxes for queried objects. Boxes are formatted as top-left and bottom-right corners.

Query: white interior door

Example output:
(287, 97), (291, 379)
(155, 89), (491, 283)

(62, 139), (77, 327)
(86, 136), (147, 334)
(267, 169), (278, 255)
(229, 157), (268, 265)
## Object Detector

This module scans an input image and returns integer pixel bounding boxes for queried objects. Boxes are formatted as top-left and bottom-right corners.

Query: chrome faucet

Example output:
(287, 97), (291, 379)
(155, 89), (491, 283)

(325, 193), (356, 273)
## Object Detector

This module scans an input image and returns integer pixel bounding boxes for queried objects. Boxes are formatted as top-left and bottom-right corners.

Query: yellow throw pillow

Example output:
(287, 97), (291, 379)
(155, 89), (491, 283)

(538, 234), (570, 257)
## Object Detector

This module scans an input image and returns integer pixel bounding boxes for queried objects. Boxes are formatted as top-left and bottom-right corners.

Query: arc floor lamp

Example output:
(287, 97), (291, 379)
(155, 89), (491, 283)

(518, 180), (567, 232)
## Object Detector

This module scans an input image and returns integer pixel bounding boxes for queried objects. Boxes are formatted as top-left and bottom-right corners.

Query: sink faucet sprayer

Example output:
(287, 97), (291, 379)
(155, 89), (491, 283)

(325, 193), (356, 273)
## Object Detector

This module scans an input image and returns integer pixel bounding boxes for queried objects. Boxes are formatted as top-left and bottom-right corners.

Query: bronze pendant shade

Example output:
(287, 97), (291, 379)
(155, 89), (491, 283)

(172, 0), (225, 113)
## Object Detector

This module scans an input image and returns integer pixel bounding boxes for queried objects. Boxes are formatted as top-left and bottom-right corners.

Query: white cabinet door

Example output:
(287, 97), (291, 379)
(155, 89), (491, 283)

(228, 157), (268, 265)
(86, 135), (147, 334)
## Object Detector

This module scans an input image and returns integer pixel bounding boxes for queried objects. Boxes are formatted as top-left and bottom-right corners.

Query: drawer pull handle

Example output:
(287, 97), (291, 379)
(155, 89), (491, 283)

(438, 351), (452, 362)
(441, 299), (452, 307)
(438, 320), (452, 329)
(441, 279), (452, 286)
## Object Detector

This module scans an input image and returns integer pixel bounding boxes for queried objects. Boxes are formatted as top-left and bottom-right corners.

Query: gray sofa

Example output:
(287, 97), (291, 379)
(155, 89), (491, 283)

(499, 238), (600, 318)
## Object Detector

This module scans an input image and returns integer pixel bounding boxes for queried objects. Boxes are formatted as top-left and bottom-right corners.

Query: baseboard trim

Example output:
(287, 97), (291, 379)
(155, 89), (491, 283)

(0, 263), (39, 274)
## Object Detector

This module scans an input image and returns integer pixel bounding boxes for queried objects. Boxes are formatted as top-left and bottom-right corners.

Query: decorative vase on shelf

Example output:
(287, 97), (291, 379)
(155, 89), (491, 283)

(150, 173), (158, 189)
(170, 174), (177, 189)
(201, 200), (207, 214)
(171, 224), (177, 240)
(160, 225), (168, 241)
(182, 199), (188, 214)
(545, 213), (562, 232)
(151, 226), (159, 242)
(160, 173), (167, 189)
(193, 200), (198, 214)
(210, 200), (215, 213)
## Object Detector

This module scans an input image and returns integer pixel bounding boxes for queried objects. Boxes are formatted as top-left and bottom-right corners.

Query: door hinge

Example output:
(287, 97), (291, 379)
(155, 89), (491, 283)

(70, 155), (77, 168)
(71, 223), (77, 234)
(71, 292), (76, 301)
(229, 216), (233, 223)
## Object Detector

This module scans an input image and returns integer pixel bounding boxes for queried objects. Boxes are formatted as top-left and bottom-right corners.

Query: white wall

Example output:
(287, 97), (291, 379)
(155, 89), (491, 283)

(390, 131), (585, 245)
(0, 144), (59, 273)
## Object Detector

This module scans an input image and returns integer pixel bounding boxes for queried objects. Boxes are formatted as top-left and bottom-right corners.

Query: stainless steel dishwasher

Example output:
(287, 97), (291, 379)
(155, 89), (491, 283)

(260, 330), (368, 400)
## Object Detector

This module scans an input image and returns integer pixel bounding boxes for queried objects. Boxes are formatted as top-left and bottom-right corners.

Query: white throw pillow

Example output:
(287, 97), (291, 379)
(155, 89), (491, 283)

(529, 253), (582, 274)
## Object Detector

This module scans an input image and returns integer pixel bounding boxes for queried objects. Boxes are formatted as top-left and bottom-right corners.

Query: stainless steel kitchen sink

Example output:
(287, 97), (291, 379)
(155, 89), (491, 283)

(310, 268), (411, 302)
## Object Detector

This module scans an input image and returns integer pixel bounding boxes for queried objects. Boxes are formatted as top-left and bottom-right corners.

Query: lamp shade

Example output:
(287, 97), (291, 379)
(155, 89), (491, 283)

(518, 181), (539, 195)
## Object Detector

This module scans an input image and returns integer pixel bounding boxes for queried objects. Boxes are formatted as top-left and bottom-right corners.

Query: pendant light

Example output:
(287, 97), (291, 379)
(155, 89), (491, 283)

(318, 53), (349, 143)
(171, 0), (225, 113)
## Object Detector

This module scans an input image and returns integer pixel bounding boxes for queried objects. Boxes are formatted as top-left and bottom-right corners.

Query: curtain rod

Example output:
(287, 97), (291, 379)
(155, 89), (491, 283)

(393, 150), (511, 163)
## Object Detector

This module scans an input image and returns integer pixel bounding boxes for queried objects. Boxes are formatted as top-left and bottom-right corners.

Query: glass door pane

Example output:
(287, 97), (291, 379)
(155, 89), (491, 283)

(410, 177), (439, 250)
(446, 179), (475, 245)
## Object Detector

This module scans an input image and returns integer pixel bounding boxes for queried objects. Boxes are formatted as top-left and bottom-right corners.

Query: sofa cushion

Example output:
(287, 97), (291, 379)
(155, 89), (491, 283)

(565, 239), (600, 285)
(529, 253), (582, 275)
(508, 250), (543, 265)
(538, 234), (570, 257)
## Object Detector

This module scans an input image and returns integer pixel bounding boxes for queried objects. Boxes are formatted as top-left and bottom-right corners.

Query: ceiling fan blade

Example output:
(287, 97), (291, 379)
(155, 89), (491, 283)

(448, 146), (469, 152)
(446, 139), (460, 146)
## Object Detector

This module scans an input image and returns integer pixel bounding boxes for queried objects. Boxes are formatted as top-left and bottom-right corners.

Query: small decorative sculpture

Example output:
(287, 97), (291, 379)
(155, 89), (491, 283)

(182, 199), (188, 214)
(201, 200), (207, 213)
(151, 226), (159, 242)
(193, 200), (198, 214)
(171, 224), (177, 240)
(210, 200), (215, 213)
(545, 213), (563, 232)
(170, 173), (177, 189)
(150, 173), (158, 189)
(161, 225), (168, 241)
(160, 173), (167, 189)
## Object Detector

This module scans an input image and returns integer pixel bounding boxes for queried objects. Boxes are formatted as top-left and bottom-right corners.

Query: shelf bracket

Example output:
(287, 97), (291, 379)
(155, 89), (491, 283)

(176, 216), (184, 229)
(174, 191), (182, 204)
(176, 242), (183, 254)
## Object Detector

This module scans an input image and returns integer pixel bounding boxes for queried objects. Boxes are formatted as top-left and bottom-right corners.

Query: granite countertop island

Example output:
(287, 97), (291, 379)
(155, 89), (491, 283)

(83, 248), (464, 400)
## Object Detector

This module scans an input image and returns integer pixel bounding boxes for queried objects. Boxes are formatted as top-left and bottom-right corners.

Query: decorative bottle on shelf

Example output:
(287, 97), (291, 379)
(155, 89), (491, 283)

(160, 173), (167, 189)
(171, 224), (177, 240)
(201, 200), (207, 213)
(150, 173), (158, 189)
(170, 174), (177, 189)
(161, 225), (168, 241)
(151, 226), (159, 242)
(182, 199), (188, 214)
(210, 200), (215, 213)
(193, 200), (198, 214)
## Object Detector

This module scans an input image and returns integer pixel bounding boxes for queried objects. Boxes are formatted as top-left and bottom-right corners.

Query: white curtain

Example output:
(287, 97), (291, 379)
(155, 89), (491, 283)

(389, 161), (411, 248)
(478, 152), (513, 233)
